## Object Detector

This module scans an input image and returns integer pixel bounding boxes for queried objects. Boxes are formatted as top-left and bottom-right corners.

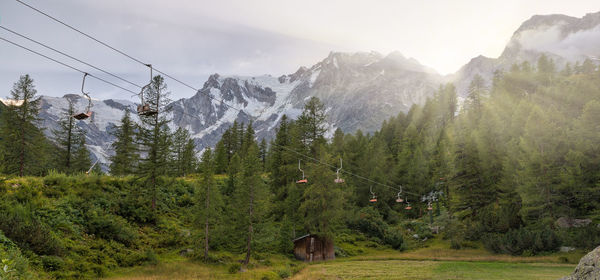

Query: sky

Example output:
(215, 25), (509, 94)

(0, 0), (598, 101)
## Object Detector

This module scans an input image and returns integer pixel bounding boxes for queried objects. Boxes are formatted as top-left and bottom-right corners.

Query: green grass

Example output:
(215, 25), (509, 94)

(291, 260), (574, 280)
(103, 237), (583, 280)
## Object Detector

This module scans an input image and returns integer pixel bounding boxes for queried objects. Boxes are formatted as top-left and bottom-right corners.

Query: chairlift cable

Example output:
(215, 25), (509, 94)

(0, 25), (143, 89)
(0, 36), (137, 95)
(15, 0), (248, 115)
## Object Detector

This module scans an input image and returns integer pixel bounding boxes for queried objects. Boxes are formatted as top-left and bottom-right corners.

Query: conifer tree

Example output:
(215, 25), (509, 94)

(197, 148), (221, 261)
(52, 99), (83, 173)
(0, 74), (48, 176)
(137, 75), (172, 210)
(299, 153), (343, 242)
(259, 138), (267, 171)
(171, 127), (197, 176)
(109, 110), (138, 175)
(297, 97), (327, 156)
(235, 143), (267, 265)
(71, 134), (91, 173)
(213, 140), (228, 174)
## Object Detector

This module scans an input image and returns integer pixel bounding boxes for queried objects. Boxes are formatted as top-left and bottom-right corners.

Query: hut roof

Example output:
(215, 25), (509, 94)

(292, 234), (311, 243)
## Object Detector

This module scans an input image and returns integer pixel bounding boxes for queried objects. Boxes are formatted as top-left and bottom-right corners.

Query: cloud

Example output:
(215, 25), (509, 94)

(515, 22), (600, 60)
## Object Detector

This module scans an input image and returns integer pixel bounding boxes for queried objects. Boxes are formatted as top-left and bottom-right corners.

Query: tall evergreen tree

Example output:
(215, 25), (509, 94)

(136, 75), (172, 210)
(0, 74), (48, 176)
(171, 127), (197, 176)
(235, 144), (267, 265)
(71, 134), (91, 173)
(196, 148), (221, 261)
(109, 110), (138, 175)
(52, 99), (83, 173)
(297, 97), (327, 156)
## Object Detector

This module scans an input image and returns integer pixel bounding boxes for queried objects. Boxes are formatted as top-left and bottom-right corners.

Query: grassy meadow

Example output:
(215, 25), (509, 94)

(105, 238), (580, 280)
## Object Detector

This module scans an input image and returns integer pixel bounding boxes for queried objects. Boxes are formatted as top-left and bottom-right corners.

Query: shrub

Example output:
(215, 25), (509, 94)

(0, 231), (33, 280)
(85, 210), (137, 246)
(40, 255), (64, 271)
(383, 227), (404, 250)
(228, 263), (241, 273)
(483, 227), (560, 255)
(277, 267), (291, 278)
(0, 203), (63, 255)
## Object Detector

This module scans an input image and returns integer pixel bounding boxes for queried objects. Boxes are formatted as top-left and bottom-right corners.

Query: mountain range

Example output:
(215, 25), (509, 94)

(8, 11), (600, 170)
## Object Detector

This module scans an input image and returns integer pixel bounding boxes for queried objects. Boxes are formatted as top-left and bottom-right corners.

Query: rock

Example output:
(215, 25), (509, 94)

(556, 217), (593, 228)
(560, 246), (600, 280)
(560, 246), (576, 253)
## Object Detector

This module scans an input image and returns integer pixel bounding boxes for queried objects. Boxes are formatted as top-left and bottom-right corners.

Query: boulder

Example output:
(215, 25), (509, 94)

(560, 246), (600, 280)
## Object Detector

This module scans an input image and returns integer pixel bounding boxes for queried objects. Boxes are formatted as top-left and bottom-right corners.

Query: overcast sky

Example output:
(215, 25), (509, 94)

(0, 0), (598, 101)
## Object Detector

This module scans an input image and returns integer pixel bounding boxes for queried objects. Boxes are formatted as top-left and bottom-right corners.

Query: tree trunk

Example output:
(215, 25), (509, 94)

(204, 183), (210, 260)
(66, 115), (73, 170)
(19, 106), (25, 177)
(244, 183), (254, 265)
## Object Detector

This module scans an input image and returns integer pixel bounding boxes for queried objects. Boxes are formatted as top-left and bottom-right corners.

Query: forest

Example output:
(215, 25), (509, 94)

(0, 55), (599, 279)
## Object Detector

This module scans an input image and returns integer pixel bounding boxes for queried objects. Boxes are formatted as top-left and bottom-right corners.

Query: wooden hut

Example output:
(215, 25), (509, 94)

(292, 234), (335, 262)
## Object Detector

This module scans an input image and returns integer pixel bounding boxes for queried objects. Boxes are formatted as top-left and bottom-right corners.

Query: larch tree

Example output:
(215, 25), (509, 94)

(0, 74), (48, 176)
(171, 127), (197, 176)
(109, 110), (138, 175)
(297, 97), (327, 156)
(136, 75), (172, 210)
(196, 148), (221, 261)
(52, 99), (84, 173)
(236, 143), (267, 265)
(71, 133), (92, 173)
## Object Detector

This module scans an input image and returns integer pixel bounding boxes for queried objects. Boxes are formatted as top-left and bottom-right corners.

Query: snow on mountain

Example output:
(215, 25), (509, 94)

(36, 50), (441, 169)
(32, 11), (600, 170)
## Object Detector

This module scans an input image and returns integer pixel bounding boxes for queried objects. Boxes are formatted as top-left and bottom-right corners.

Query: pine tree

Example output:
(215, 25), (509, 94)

(297, 97), (327, 156)
(171, 127), (197, 176)
(213, 140), (228, 174)
(299, 153), (344, 242)
(52, 99), (83, 173)
(109, 110), (138, 175)
(465, 74), (486, 117)
(136, 75), (172, 210)
(235, 143), (267, 265)
(0, 74), (48, 176)
(71, 134), (91, 173)
(258, 138), (267, 171)
(197, 148), (220, 261)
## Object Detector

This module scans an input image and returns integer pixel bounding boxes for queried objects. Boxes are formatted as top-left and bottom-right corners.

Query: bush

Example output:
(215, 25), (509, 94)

(0, 231), (34, 280)
(351, 207), (404, 249)
(483, 227), (560, 255)
(85, 210), (137, 246)
(558, 226), (600, 250)
(277, 267), (291, 278)
(383, 227), (404, 250)
(228, 263), (241, 274)
(0, 203), (63, 255)
(40, 255), (64, 271)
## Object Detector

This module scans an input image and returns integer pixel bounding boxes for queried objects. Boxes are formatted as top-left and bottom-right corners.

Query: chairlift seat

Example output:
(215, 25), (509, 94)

(396, 198), (404, 203)
(427, 207), (433, 211)
(138, 104), (158, 116)
(296, 179), (308, 184)
(334, 178), (345, 184)
(73, 111), (92, 120)
(405, 206), (412, 210)
(369, 198), (377, 202)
